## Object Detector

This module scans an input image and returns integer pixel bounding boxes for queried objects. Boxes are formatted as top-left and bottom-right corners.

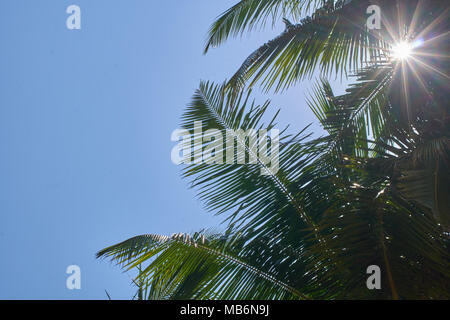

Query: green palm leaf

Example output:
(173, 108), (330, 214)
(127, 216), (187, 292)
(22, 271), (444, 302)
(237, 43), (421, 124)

(97, 232), (310, 300)
(226, 0), (387, 92)
(204, 0), (320, 54)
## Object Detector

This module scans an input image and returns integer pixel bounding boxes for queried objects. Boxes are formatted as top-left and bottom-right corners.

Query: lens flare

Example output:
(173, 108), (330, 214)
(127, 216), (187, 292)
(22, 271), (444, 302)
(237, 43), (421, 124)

(392, 42), (413, 60)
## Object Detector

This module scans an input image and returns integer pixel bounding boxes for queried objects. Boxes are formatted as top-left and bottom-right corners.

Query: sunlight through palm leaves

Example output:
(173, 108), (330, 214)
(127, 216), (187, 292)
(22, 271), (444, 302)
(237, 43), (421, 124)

(99, 0), (450, 300)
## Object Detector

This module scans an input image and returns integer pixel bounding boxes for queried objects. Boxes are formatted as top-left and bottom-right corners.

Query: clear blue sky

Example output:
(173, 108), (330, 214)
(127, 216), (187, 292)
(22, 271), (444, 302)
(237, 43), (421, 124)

(0, 0), (348, 299)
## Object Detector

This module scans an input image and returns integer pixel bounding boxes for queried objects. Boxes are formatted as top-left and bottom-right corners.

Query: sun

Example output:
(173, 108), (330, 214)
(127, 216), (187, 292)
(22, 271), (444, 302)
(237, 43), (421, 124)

(391, 41), (413, 60)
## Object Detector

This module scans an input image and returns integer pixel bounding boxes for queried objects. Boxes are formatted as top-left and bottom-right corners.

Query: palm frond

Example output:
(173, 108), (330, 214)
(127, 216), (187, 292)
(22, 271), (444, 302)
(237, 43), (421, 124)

(226, 0), (387, 92)
(97, 232), (310, 300)
(306, 63), (394, 162)
(204, 0), (320, 54)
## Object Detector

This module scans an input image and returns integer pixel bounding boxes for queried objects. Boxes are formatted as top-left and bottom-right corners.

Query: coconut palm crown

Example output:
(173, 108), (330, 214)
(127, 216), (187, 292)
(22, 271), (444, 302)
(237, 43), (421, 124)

(97, 0), (450, 300)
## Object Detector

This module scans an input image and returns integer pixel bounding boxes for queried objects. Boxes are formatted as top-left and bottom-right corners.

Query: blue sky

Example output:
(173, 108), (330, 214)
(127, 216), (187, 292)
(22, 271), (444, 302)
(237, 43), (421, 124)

(0, 1), (348, 299)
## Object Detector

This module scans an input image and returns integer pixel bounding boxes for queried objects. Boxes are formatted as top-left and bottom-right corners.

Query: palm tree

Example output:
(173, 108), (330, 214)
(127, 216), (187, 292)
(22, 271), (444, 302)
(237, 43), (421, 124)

(97, 0), (450, 299)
